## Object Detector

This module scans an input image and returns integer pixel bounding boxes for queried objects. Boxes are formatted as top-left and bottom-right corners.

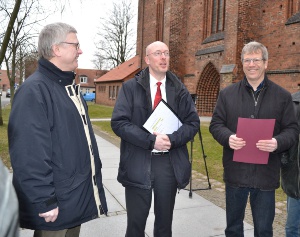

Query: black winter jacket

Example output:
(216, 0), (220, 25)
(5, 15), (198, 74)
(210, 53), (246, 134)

(8, 58), (107, 230)
(281, 91), (300, 198)
(111, 67), (200, 189)
(209, 76), (298, 190)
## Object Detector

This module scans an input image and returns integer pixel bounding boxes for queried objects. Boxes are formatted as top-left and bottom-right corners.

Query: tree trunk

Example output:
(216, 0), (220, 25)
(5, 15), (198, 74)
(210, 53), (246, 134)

(0, 0), (21, 126)
(0, 0), (21, 66)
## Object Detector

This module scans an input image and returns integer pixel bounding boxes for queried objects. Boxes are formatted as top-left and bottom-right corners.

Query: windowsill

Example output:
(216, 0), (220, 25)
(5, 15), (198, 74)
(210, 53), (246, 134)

(285, 12), (300, 25)
(202, 32), (225, 44)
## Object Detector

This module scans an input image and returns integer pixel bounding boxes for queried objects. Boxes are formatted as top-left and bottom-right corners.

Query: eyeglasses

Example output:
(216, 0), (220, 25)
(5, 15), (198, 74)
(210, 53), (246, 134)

(60, 42), (80, 50)
(147, 51), (170, 57)
(242, 58), (264, 65)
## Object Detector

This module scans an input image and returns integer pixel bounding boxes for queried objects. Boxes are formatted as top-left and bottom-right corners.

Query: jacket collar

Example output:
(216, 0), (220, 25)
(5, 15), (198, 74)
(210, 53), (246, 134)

(242, 74), (271, 90)
(38, 57), (76, 87)
(292, 91), (300, 102)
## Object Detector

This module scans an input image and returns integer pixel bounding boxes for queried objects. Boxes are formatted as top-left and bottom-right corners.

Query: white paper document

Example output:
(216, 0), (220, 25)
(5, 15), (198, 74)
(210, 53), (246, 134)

(143, 100), (182, 134)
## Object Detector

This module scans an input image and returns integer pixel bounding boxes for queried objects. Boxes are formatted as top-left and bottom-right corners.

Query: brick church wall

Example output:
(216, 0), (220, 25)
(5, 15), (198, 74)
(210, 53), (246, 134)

(137, 0), (300, 115)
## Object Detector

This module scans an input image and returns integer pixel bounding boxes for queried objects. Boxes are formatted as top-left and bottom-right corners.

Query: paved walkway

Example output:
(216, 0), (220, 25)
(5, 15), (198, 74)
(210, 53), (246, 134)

(19, 133), (254, 237)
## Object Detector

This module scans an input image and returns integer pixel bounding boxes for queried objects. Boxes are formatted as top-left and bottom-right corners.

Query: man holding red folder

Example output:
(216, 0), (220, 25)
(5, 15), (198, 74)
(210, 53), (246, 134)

(209, 41), (298, 237)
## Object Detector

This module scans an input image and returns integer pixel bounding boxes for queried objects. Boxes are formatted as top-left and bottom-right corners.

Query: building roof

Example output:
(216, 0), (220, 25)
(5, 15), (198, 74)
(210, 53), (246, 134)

(75, 68), (108, 87)
(95, 55), (141, 82)
(75, 68), (108, 80)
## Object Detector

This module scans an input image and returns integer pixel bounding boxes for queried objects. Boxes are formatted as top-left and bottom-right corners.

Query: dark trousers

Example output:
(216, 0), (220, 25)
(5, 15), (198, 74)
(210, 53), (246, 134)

(225, 185), (275, 237)
(125, 154), (177, 237)
(33, 225), (81, 237)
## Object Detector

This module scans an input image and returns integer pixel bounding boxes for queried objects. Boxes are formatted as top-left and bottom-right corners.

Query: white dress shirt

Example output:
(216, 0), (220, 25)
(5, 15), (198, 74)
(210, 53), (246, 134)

(149, 74), (168, 152)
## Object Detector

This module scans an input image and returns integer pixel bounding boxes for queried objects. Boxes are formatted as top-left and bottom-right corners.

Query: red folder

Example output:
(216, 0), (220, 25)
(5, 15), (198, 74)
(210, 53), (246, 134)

(233, 118), (275, 164)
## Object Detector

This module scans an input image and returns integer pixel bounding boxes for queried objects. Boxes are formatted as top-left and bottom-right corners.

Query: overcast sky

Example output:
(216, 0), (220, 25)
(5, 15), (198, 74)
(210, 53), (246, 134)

(42, 0), (138, 69)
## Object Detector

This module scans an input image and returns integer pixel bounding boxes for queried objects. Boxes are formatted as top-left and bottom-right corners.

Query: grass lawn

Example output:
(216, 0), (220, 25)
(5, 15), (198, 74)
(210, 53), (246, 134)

(87, 102), (114, 118)
(0, 102), (287, 201)
(0, 105), (11, 168)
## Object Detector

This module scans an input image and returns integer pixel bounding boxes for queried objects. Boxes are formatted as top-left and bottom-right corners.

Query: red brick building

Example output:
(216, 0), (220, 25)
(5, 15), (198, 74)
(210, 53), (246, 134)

(136, 0), (300, 116)
(0, 70), (10, 92)
(75, 68), (107, 94)
(0, 69), (22, 93)
(94, 56), (140, 106)
(24, 53), (38, 80)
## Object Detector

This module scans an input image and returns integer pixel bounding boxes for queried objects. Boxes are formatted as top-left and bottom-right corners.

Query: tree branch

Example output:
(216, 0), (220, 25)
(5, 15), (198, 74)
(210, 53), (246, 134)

(0, 0), (21, 67)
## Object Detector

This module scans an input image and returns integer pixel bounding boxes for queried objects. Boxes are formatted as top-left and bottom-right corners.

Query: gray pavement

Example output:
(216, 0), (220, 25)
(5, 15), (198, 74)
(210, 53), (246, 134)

(19, 134), (254, 237)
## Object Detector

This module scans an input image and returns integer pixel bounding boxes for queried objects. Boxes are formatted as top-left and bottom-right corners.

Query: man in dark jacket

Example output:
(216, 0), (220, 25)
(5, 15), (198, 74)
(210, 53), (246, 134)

(209, 41), (298, 237)
(282, 91), (300, 237)
(111, 41), (200, 237)
(8, 22), (107, 237)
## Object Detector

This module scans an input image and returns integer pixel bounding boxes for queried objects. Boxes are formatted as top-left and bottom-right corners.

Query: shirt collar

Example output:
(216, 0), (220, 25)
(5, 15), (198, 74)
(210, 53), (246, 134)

(150, 74), (166, 88)
(245, 79), (265, 92)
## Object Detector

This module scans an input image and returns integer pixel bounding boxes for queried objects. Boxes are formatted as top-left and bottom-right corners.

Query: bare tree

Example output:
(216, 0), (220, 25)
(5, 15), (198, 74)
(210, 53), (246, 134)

(0, 0), (21, 126)
(0, 0), (21, 67)
(0, 0), (77, 126)
(0, 0), (81, 67)
(3, 0), (43, 101)
(92, 53), (107, 71)
(94, 0), (136, 70)
(1, 0), (81, 100)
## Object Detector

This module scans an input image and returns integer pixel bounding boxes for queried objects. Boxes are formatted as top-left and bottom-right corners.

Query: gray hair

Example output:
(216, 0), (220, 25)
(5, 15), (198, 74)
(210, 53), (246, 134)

(241, 41), (268, 61)
(38, 22), (77, 60)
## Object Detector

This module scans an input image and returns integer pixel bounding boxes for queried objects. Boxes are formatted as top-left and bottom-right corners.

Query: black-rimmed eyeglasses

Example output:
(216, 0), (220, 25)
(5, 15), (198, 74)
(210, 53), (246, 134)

(60, 42), (80, 50)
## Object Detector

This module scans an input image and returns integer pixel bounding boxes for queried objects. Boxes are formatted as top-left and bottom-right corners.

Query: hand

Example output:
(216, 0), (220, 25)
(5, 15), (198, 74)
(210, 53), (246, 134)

(229, 134), (246, 150)
(39, 207), (59, 222)
(153, 132), (171, 151)
(256, 138), (277, 152)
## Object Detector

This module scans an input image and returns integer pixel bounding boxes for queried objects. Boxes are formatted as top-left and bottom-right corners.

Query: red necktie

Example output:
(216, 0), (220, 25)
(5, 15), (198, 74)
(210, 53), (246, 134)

(153, 82), (162, 109)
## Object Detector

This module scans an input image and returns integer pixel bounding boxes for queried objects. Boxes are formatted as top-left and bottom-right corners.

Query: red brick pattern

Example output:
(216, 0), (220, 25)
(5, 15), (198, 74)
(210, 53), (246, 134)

(136, 0), (300, 116)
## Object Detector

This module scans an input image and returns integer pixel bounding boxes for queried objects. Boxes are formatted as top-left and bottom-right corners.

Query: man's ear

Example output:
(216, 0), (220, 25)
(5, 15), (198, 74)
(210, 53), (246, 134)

(144, 55), (150, 65)
(264, 60), (268, 70)
(52, 44), (61, 57)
